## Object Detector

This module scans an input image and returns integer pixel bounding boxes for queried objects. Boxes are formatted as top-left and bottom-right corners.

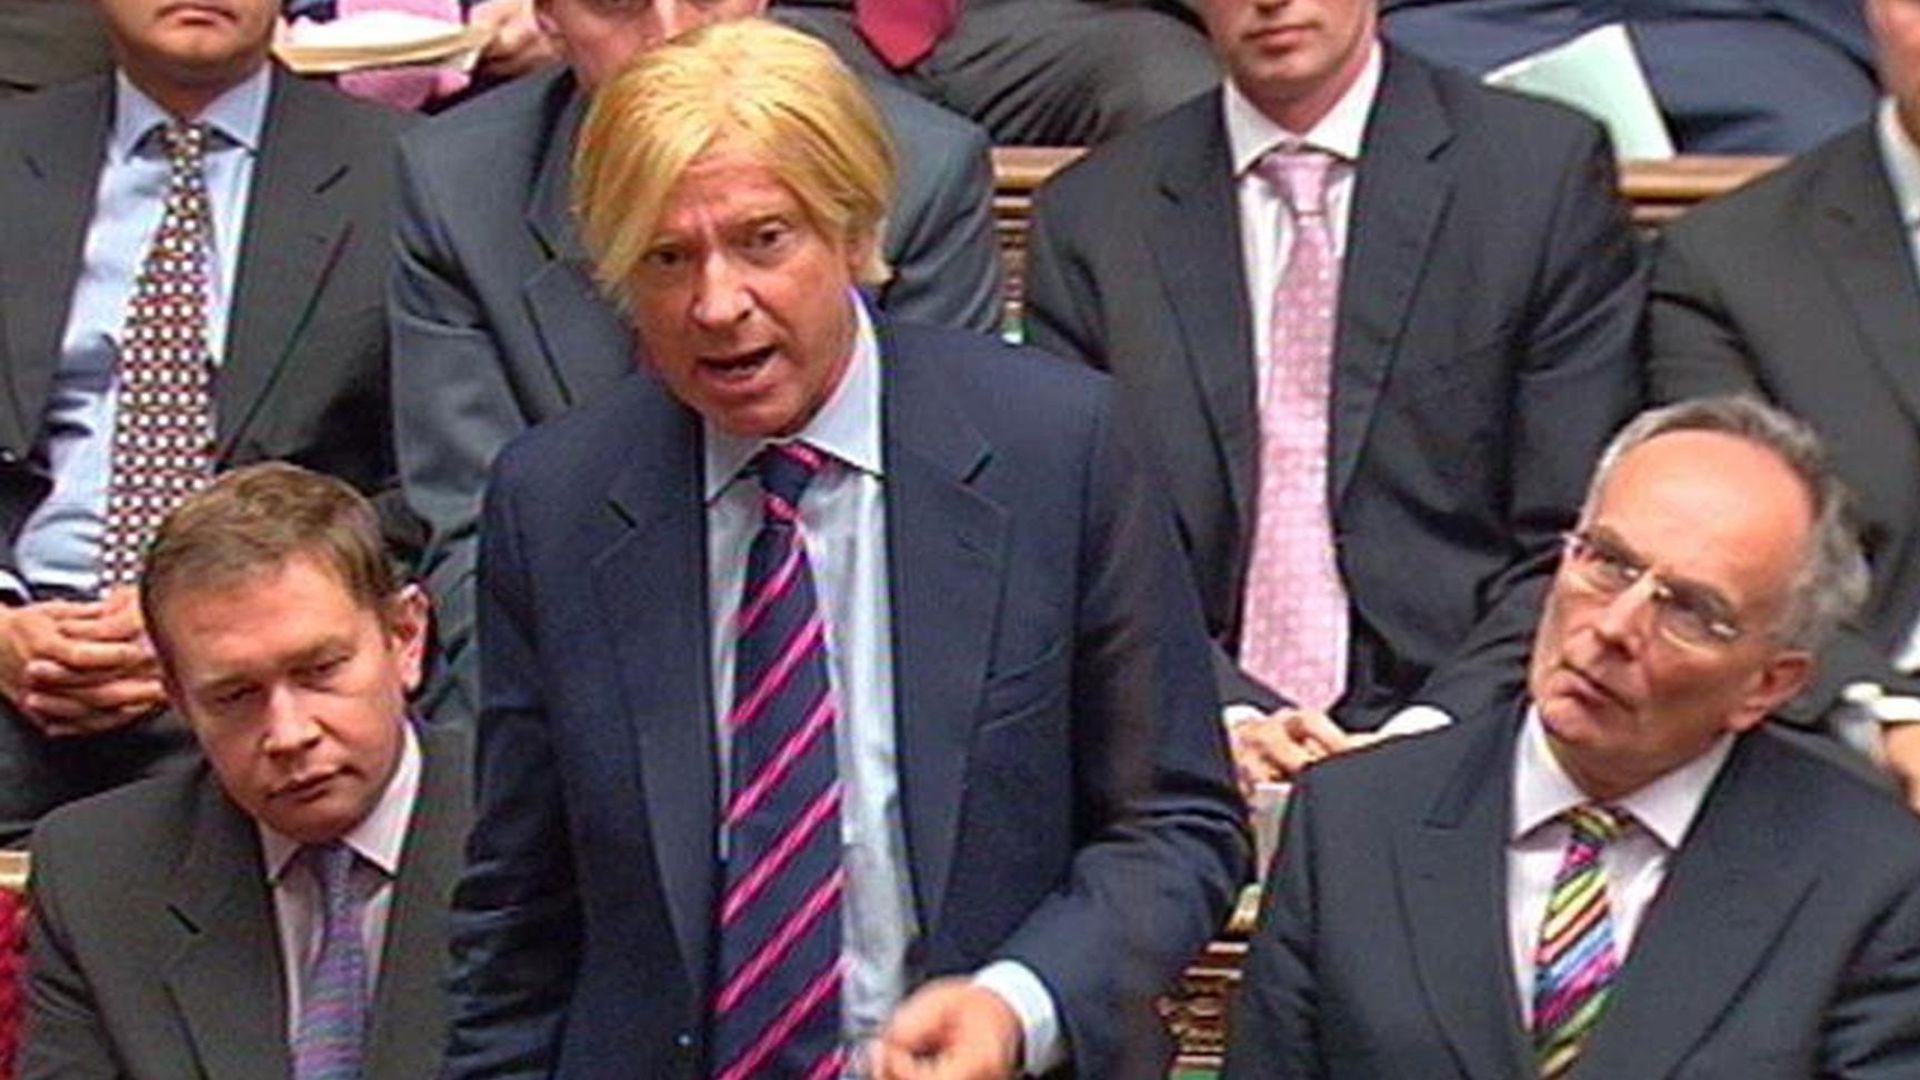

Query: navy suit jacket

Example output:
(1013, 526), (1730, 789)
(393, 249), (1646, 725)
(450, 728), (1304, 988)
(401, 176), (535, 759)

(1223, 714), (1920, 1079)
(1024, 48), (1644, 730)
(445, 321), (1248, 1078)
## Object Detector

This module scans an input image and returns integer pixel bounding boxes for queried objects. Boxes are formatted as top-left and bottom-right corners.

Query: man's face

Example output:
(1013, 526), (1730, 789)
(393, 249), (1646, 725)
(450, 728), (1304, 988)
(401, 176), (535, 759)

(94, 0), (276, 103)
(1200, 0), (1376, 130)
(1527, 431), (1815, 800)
(1870, 0), (1920, 136)
(625, 141), (868, 438)
(157, 554), (427, 844)
(536, 0), (760, 89)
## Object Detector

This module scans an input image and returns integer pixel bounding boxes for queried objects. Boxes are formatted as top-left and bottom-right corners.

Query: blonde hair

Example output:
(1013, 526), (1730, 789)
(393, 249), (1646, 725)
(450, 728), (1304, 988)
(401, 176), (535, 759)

(572, 17), (896, 300)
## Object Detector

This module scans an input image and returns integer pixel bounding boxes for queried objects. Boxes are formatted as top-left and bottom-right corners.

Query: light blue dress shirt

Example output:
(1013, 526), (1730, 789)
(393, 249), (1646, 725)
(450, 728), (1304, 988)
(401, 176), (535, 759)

(703, 298), (1063, 1076)
(12, 66), (269, 599)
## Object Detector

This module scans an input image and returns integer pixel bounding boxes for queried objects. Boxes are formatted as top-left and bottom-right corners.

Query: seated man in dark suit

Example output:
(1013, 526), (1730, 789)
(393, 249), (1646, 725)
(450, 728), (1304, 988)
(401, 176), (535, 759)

(392, 0), (1004, 728)
(1023, 0), (1643, 788)
(1649, 0), (1920, 808)
(21, 463), (470, 1080)
(1226, 397), (1920, 1079)
(445, 19), (1246, 1079)
(0, 0), (409, 842)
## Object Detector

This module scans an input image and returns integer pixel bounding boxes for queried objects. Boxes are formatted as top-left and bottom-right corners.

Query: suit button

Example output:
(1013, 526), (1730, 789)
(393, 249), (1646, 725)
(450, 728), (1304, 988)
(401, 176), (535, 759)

(675, 1032), (694, 1050)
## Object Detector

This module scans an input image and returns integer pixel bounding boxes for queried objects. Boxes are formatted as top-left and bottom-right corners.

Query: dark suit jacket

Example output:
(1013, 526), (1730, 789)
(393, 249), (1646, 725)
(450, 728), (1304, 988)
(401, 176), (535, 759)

(1223, 713), (1920, 1079)
(391, 65), (1004, 727)
(20, 722), (473, 1080)
(1649, 121), (1920, 726)
(1024, 48), (1644, 730)
(0, 68), (409, 563)
(445, 321), (1248, 1079)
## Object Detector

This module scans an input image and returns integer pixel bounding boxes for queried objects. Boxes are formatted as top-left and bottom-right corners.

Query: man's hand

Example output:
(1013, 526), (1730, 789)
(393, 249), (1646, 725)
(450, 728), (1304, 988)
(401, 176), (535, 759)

(469, 0), (558, 79)
(870, 979), (1022, 1080)
(1882, 723), (1920, 816)
(1229, 708), (1387, 794)
(0, 588), (164, 737)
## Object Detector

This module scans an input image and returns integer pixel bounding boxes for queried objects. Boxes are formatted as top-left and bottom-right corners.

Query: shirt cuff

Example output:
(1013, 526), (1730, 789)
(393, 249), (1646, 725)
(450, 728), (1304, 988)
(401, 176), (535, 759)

(1378, 704), (1455, 738)
(1222, 703), (1266, 728)
(1846, 682), (1920, 725)
(973, 960), (1066, 1076)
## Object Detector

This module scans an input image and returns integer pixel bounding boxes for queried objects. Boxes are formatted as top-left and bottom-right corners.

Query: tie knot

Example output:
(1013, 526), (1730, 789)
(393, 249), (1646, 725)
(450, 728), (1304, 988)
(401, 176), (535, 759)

(1259, 146), (1338, 219)
(1563, 804), (1627, 847)
(300, 841), (359, 903)
(754, 442), (825, 512)
(158, 121), (209, 170)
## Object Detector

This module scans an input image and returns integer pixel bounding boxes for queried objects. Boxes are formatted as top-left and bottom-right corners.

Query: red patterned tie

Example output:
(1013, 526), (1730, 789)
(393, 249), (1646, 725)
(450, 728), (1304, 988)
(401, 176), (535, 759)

(1238, 147), (1350, 711)
(854, 0), (959, 69)
(99, 121), (217, 589)
(712, 442), (847, 1080)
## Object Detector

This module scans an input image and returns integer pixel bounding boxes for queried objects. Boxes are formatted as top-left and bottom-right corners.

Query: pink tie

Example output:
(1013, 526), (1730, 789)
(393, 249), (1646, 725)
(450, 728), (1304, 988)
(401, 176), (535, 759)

(335, 0), (469, 110)
(855, 0), (960, 69)
(1237, 147), (1350, 712)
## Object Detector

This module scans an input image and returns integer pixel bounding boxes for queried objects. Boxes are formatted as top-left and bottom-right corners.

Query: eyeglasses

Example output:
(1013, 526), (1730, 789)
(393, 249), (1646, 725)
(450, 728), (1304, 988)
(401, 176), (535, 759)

(1559, 530), (1744, 648)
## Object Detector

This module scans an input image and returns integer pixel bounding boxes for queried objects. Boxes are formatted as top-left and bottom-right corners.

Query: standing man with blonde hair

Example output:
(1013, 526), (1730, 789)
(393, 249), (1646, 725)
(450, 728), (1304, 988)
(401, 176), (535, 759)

(446, 18), (1245, 1080)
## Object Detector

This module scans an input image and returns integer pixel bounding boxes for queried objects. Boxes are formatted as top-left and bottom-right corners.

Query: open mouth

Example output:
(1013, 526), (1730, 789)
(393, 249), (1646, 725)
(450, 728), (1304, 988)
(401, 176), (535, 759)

(700, 346), (777, 383)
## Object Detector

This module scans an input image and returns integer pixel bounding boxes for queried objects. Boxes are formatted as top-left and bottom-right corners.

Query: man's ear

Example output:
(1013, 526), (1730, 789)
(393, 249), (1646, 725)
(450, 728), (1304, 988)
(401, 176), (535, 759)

(385, 584), (432, 694)
(1726, 649), (1814, 735)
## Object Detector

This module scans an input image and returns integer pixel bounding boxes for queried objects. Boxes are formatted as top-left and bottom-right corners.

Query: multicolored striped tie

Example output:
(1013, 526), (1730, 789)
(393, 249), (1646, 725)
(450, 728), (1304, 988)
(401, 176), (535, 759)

(712, 442), (847, 1080)
(101, 121), (217, 588)
(293, 842), (369, 1080)
(1532, 804), (1627, 1079)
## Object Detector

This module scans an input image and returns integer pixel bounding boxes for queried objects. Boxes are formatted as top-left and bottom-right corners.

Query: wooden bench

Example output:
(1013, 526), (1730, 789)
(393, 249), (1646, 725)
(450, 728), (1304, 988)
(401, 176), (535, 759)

(990, 149), (1785, 326)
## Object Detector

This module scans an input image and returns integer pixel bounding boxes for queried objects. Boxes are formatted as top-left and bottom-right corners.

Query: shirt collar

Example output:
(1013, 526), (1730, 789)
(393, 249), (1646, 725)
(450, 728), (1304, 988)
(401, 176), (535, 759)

(1224, 39), (1382, 179)
(1877, 98), (1920, 233)
(110, 63), (273, 165)
(261, 720), (423, 884)
(1510, 704), (1733, 853)
(703, 292), (885, 503)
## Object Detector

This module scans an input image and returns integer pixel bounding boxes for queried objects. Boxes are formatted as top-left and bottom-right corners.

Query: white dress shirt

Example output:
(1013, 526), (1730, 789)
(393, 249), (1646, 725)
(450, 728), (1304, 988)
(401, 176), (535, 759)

(260, 721), (422, 1041)
(703, 297), (1062, 1075)
(1506, 708), (1732, 1023)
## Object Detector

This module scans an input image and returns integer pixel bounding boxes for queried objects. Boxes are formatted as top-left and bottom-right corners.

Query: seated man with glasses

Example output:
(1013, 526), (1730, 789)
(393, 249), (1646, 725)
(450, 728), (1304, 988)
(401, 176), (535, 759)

(1224, 396), (1920, 1079)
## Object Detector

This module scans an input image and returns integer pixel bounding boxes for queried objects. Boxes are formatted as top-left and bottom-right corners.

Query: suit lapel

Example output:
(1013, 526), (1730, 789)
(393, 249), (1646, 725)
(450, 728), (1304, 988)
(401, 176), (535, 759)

(1147, 95), (1259, 528)
(162, 774), (291, 1080)
(1807, 129), (1920, 434)
(1396, 714), (1532, 1080)
(1575, 736), (1817, 1079)
(217, 70), (354, 461)
(879, 325), (1005, 932)
(591, 385), (719, 1007)
(523, 80), (636, 408)
(366, 723), (472, 1078)
(1331, 49), (1454, 504)
(0, 77), (109, 453)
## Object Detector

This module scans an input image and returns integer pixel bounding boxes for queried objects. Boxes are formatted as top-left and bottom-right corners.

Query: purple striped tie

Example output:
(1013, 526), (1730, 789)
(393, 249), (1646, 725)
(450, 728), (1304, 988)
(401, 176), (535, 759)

(293, 842), (369, 1080)
(712, 442), (847, 1080)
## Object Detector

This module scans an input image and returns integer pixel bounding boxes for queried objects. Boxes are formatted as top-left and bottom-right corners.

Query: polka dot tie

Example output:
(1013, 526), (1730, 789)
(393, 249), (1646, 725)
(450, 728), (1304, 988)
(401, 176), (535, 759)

(1238, 146), (1350, 712)
(100, 121), (217, 589)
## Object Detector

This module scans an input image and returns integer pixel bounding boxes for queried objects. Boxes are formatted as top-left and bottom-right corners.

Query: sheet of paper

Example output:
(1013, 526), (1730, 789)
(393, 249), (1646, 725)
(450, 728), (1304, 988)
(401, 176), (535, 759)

(1486, 23), (1676, 160)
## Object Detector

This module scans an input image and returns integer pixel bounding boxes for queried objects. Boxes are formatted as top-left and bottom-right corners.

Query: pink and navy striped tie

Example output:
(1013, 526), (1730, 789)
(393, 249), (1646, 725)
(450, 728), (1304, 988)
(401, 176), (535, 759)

(293, 842), (369, 1080)
(712, 442), (847, 1080)
(1532, 804), (1627, 1079)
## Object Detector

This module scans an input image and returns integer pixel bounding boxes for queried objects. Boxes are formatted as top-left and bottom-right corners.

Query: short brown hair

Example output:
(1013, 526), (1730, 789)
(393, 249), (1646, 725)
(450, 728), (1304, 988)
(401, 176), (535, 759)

(140, 463), (403, 659)
(572, 16), (897, 301)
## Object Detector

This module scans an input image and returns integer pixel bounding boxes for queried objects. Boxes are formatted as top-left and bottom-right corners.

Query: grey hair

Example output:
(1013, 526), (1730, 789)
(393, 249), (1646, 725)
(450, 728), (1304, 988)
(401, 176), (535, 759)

(1588, 396), (1868, 651)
